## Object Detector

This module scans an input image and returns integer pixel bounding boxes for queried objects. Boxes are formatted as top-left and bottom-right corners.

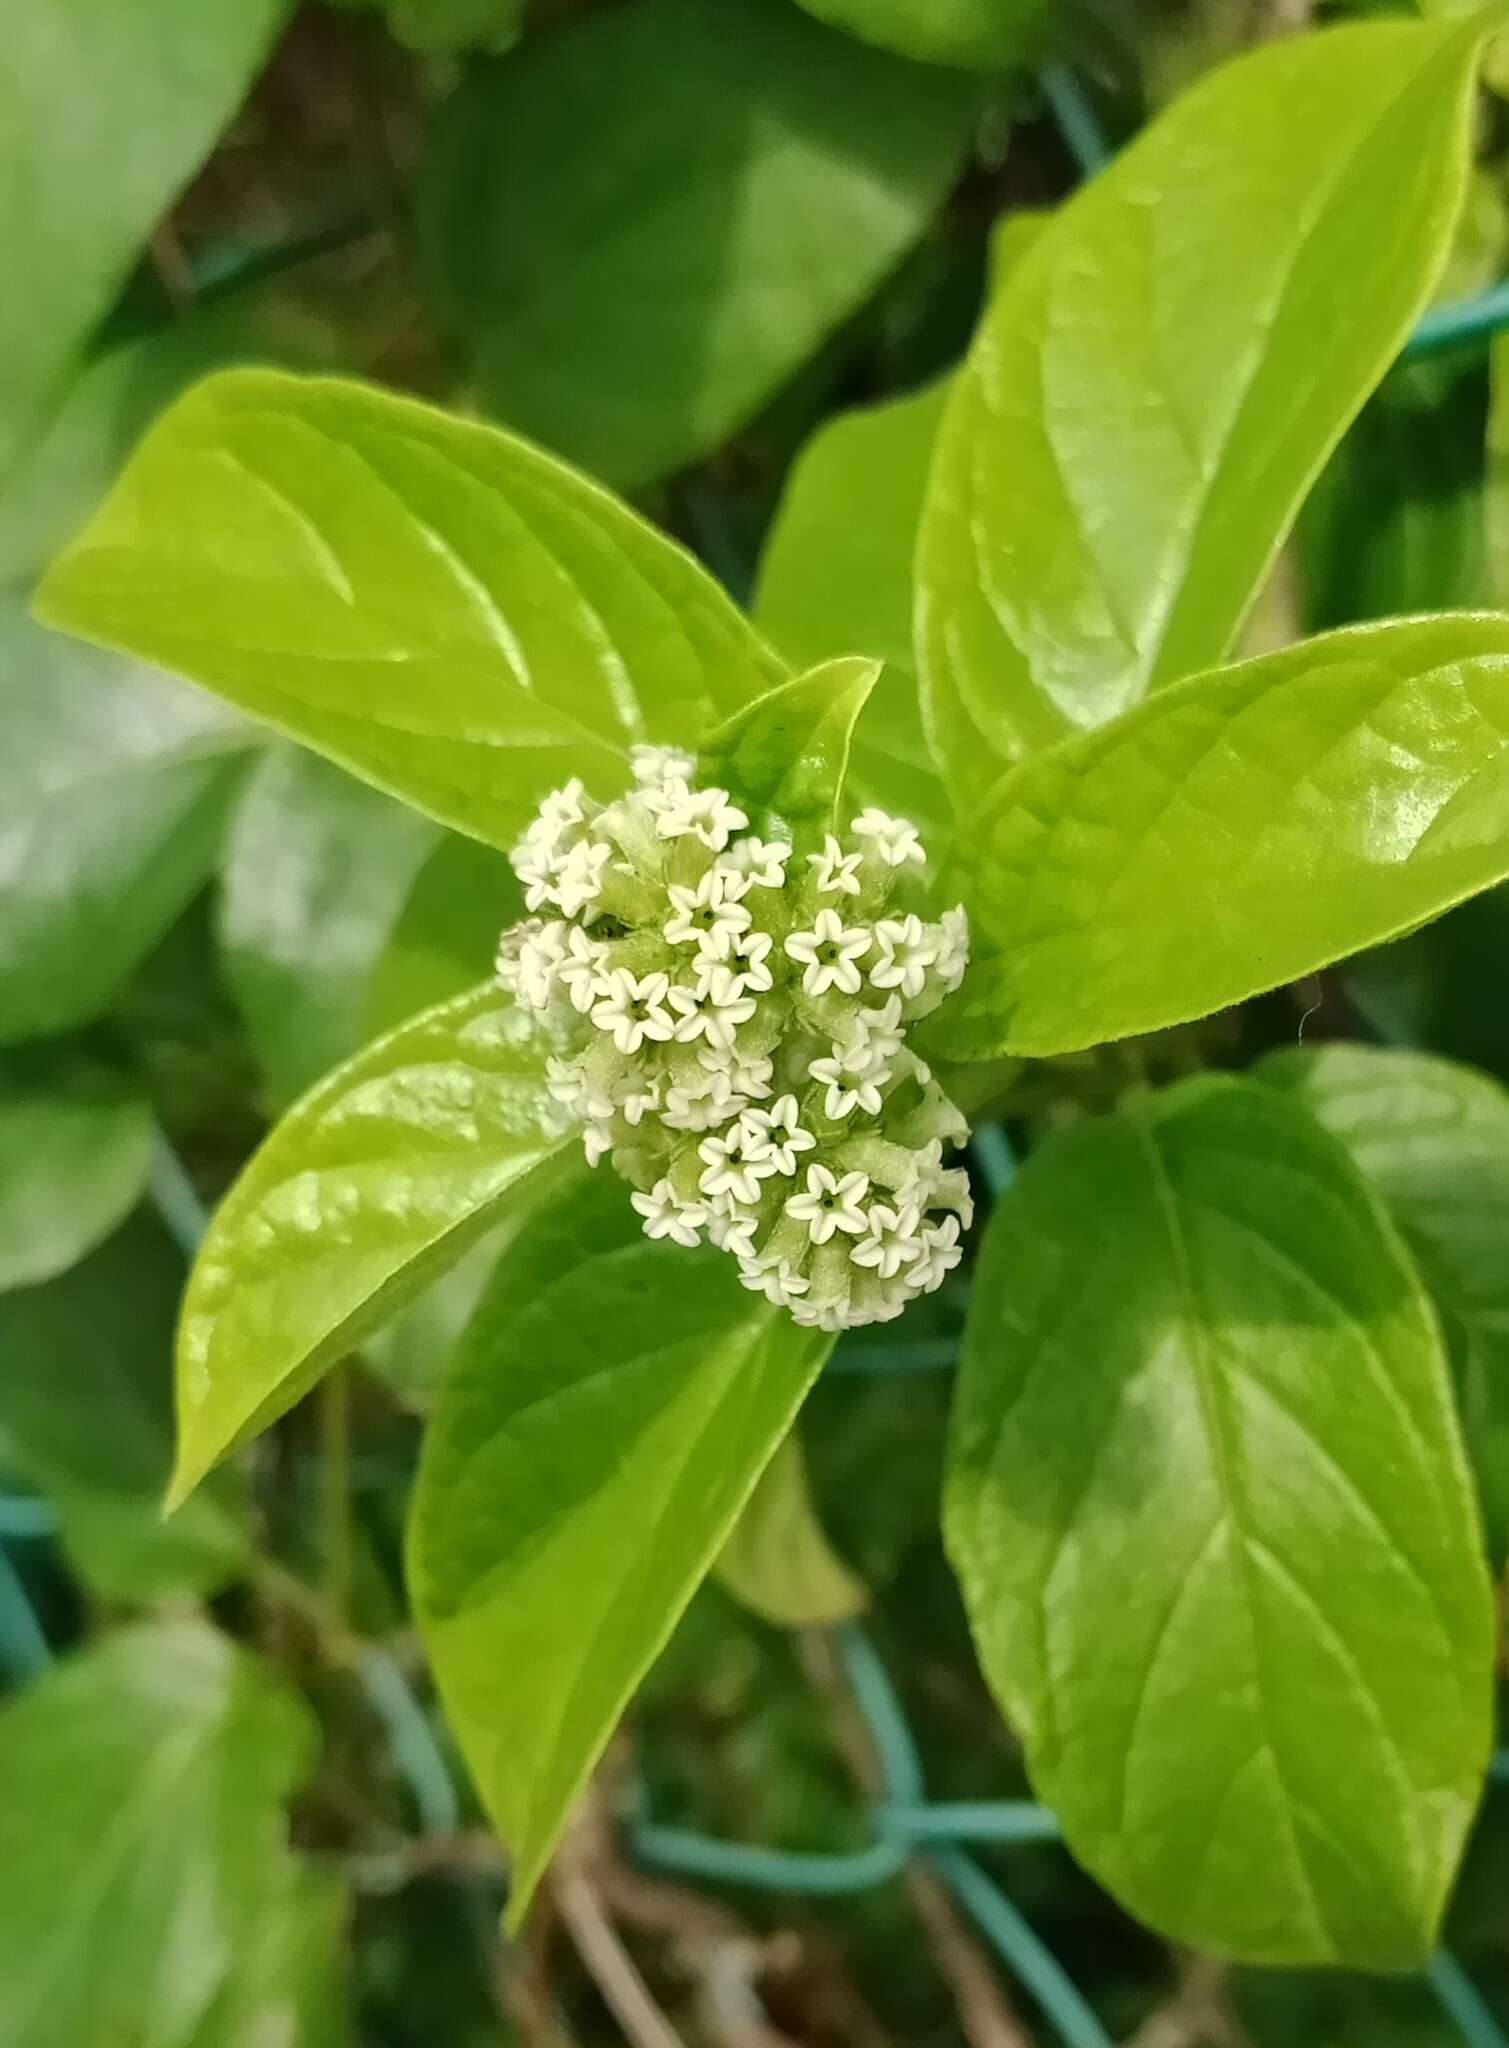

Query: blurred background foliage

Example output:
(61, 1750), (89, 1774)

(3, 0), (1509, 2043)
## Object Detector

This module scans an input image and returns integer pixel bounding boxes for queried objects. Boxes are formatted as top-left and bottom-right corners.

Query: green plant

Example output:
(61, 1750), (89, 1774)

(28, 6), (1509, 1994)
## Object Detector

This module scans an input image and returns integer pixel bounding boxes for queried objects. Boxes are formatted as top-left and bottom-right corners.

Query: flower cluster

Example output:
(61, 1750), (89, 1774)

(496, 747), (973, 1331)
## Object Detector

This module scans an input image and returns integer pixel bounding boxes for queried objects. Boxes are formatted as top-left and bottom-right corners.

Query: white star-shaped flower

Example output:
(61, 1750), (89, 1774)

(741, 1094), (816, 1176)
(851, 807), (925, 867)
(785, 1164), (870, 1244)
(698, 1121), (779, 1206)
(851, 1201), (924, 1280)
(784, 909), (871, 997)
(906, 1214), (963, 1291)
(553, 837), (613, 917)
(590, 968), (675, 1054)
(630, 744), (697, 788)
(808, 1045), (886, 1120)
(558, 926), (611, 1014)
(647, 779), (749, 850)
(807, 833), (863, 896)
(737, 1254), (811, 1305)
(716, 1050), (773, 1102)
(933, 905), (969, 991)
(724, 837), (791, 887)
(670, 969), (758, 1049)
(869, 914), (937, 1000)
(706, 1197), (759, 1260)
(664, 868), (752, 957)
(662, 1064), (747, 1132)
(511, 920), (569, 1009)
(630, 1177), (708, 1247)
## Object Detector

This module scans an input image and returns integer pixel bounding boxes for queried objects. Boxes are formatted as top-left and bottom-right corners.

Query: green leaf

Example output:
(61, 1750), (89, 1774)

(419, 0), (980, 489)
(0, 1214), (248, 1601)
(917, 17), (1487, 806)
(946, 1075), (1493, 1968)
(1347, 883), (1509, 1091)
(363, 833), (522, 1043)
(169, 982), (575, 1509)
(754, 380), (951, 846)
(410, 1168), (831, 1920)
(0, 599), (250, 1045)
(0, 284), (341, 591)
(714, 1432), (866, 1628)
(1297, 360), (1488, 633)
(1260, 1045), (1509, 1556)
(330, 0), (522, 54)
(0, 1620), (339, 2048)
(221, 746), (442, 1106)
(790, 0), (1045, 67)
(939, 614), (1509, 1060)
(0, 1051), (153, 1291)
(35, 368), (786, 845)
(0, 0), (286, 480)
(696, 657), (880, 846)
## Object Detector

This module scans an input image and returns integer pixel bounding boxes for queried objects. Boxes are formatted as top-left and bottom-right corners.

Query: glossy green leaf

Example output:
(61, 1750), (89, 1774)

(0, 600), (250, 1044)
(697, 657), (880, 846)
(0, 1052), (153, 1291)
(946, 1075), (1493, 1967)
(755, 380), (950, 845)
(410, 1168), (831, 1920)
(221, 746), (441, 1106)
(363, 832), (521, 1043)
(0, 1214), (248, 1600)
(0, 1619), (335, 2048)
(419, 0), (979, 488)
(1261, 1045), (1509, 1554)
(169, 982), (576, 1508)
(715, 1432), (866, 1628)
(0, 284), (341, 590)
(35, 369), (785, 845)
(0, 0), (286, 479)
(791, 0), (1044, 68)
(938, 615), (1509, 1060)
(917, 18), (1486, 805)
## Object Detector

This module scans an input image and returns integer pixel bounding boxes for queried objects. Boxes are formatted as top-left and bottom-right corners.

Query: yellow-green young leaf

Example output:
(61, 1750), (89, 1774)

(409, 1170), (831, 1922)
(937, 614), (1509, 1060)
(0, 1215), (249, 1602)
(220, 747), (442, 1106)
(169, 984), (575, 1508)
(697, 657), (880, 847)
(0, 601), (250, 1045)
(791, 0), (1044, 68)
(714, 1433), (867, 1628)
(946, 1076), (1493, 1968)
(363, 832), (522, 1043)
(917, 17), (1487, 807)
(0, 1051), (153, 1292)
(0, 0), (286, 480)
(35, 369), (785, 846)
(0, 1620), (337, 2048)
(755, 381), (951, 846)
(1260, 1045), (1509, 1558)
(419, 0), (979, 489)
